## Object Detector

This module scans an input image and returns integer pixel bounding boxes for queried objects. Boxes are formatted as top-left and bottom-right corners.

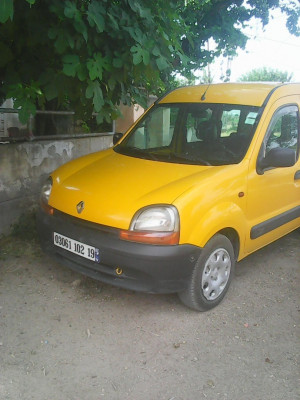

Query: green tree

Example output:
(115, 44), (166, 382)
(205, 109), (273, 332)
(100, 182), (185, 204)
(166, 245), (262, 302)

(239, 67), (293, 82)
(0, 0), (299, 125)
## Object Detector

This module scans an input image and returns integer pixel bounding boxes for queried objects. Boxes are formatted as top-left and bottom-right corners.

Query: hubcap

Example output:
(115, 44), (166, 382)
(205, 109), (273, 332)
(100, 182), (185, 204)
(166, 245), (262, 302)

(201, 248), (231, 301)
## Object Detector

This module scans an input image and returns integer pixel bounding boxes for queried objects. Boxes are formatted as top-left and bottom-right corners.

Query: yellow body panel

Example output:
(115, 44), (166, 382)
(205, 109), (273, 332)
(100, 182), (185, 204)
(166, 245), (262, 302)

(48, 83), (300, 261)
(49, 150), (212, 229)
(160, 82), (279, 106)
(244, 93), (300, 253)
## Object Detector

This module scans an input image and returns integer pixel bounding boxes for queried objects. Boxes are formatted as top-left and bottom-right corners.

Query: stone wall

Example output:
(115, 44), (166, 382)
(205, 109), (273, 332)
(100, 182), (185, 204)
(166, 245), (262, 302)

(0, 134), (113, 235)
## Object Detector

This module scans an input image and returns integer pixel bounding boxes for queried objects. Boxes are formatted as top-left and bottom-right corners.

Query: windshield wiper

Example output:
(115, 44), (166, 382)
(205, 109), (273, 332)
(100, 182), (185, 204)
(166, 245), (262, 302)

(122, 147), (159, 161)
(169, 152), (211, 166)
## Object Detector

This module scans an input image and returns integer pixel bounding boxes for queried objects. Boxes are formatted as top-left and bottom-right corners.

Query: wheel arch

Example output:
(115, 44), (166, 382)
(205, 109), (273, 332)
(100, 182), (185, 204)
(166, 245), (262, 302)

(217, 228), (240, 261)
(180, 201), (246, 259)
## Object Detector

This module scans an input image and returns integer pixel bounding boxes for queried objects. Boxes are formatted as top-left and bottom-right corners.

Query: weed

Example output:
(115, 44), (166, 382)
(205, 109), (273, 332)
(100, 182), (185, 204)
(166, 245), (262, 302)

(10, 209), (38, 241)
(0, 210), (42, 261)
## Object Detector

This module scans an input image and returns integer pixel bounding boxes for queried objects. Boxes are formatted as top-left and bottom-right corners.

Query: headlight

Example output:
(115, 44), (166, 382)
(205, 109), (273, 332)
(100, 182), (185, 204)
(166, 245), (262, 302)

(41, 176), (53, 204)
(131, 206), (179, 231)
(120, 205), (180, 245)
(40, 177), (54, 214)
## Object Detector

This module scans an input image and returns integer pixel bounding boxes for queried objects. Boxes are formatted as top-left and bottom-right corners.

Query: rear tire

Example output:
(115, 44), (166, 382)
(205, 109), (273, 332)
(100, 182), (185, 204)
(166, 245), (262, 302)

(178, 234), (235, 311)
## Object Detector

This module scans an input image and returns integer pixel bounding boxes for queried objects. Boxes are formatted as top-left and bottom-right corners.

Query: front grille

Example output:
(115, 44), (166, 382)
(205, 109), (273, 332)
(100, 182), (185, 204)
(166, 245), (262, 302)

(53, 209), (120, 239)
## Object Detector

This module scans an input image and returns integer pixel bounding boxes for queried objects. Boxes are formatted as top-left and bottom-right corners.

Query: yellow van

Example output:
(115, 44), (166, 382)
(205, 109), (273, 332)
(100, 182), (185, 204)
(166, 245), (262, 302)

(37, 83), (300, 311)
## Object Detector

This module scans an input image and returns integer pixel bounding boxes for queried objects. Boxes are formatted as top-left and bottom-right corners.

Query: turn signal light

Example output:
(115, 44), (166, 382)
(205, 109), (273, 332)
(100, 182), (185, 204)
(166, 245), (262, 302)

(119, 230), (179, 245)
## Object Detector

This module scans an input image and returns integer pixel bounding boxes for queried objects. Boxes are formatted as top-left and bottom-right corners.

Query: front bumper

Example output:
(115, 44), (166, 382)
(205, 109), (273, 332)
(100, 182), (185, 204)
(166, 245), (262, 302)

(37, 209), (202, 294)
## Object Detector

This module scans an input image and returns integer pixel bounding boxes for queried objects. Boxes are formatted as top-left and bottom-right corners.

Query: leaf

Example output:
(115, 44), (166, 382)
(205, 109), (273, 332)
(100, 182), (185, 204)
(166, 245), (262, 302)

(64, 1), (77, 19)
(93, 90), (104, 113)
(128, 0), (137, 12)
(44, 82), (58, 101)
(123, 26), (135, 39)
(132, 92), (147, 109)
(62, 54), (81, 77)
(113, 58), (123, 68)
(131, 45), (143, 65)
(85, 83), (93, 99)
(96, 112), (104, 124)
(142, 50), (150, 66)
(152, 46), (161, 57)
(87, 59), (102, 81)
(67, 34), (75, 49)
(178, 52), (189, 67)
(128, 0), (152, 22)
(108, 78), (116, 91)
(133, 52), (142, 65)
(74, 17), (88, 42)
(136, 4), (153, 23)
(55, 31), (69, 53)
(77, 64), (87, 82)
(107, 12), (119, 30)
(87, 53), (109, 81)
(0, 0), (13, 23)
(85, 81), (104, 112)
(87, 1), (105, 33)
(48, 27), (58, 40)
(156, 56), (169, 71)
(18, 100), (37, 124)
(131, 44), (150, 66)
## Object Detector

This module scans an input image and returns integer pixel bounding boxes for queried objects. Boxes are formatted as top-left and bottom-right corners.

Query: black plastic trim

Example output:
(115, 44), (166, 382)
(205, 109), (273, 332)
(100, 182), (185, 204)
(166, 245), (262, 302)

(37, 209), (202, 293)
(250, 206), (300, 239)
(260, 84), (285, 108)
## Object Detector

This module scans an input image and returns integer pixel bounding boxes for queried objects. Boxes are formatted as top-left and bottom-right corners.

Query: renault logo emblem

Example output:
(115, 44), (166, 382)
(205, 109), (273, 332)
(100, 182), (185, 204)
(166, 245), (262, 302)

(76, 201), (85, 214)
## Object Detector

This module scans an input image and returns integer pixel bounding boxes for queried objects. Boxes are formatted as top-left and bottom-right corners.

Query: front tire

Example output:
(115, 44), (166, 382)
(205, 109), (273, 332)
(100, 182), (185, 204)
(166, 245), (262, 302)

(178, 234), (235, 311)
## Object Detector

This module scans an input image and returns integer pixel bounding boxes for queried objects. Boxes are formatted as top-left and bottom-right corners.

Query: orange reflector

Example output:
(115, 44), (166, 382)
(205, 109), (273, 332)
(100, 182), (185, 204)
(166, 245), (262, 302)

(41, 201), (54, 215)
(119, 230), (179, 245)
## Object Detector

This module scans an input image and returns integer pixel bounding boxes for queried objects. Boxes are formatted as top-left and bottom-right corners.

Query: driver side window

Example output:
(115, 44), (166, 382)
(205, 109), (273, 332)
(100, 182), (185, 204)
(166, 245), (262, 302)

(265, 106), (299, 156)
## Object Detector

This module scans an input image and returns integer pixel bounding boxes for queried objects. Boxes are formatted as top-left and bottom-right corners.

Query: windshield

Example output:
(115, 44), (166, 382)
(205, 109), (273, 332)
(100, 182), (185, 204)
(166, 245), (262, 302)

(114, 103), (260, 165)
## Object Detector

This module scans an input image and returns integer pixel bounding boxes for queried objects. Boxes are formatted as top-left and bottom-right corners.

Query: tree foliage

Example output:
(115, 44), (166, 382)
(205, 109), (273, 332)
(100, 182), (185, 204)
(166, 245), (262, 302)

(239, 67), (293, 82)
(0, 0), (299, 125)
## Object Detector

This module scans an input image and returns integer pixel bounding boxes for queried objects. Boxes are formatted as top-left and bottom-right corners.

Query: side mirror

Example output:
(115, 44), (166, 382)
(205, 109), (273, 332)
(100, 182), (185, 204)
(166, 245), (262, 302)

(113, 132), (124, 145)
(257, 147), (296, 174)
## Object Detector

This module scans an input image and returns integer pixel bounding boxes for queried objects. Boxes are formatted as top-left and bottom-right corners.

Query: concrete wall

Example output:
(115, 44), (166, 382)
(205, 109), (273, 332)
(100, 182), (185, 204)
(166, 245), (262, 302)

(115, 96), (156, 134)
(0, 134), (113, 235)
(115, 103), (144, 133)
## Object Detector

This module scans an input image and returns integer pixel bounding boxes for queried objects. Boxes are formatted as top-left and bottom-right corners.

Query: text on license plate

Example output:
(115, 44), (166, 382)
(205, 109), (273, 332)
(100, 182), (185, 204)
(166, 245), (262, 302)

(53, 232), (100, 263)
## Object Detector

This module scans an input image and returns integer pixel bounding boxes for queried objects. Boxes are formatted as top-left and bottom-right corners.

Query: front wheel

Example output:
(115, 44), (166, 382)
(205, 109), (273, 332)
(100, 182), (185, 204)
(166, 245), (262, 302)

(178, 234), (235, 311)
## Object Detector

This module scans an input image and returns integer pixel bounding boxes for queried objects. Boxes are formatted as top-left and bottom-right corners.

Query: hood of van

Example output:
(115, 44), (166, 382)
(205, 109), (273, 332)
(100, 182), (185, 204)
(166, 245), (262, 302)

(49, 148), (215, 229)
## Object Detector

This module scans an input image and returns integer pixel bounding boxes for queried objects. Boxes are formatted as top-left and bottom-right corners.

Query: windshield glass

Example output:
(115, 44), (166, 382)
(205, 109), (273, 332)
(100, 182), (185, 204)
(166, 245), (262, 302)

(114, 103), (260, 165)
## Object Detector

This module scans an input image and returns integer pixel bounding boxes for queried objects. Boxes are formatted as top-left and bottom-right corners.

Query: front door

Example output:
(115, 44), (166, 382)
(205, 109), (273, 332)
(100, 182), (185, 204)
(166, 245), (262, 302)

(245, 98), (300, 254)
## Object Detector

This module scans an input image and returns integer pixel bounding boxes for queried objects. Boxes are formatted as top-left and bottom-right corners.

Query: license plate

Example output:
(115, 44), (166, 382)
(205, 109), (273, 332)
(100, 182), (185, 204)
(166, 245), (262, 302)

(53, 232), (100, 263)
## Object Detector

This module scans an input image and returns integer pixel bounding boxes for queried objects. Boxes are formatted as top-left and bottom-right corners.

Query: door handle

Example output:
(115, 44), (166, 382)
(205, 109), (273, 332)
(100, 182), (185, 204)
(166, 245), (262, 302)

(295, 170), (300, 180)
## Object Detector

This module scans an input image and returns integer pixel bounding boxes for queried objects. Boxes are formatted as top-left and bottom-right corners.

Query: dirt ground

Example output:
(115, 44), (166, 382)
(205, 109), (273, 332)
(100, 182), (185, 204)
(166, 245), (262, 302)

(0, 230), (299, 400)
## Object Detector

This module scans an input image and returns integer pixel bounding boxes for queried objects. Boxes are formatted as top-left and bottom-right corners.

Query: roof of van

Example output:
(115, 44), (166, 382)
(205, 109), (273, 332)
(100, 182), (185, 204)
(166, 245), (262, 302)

(158, 82), (299, 107)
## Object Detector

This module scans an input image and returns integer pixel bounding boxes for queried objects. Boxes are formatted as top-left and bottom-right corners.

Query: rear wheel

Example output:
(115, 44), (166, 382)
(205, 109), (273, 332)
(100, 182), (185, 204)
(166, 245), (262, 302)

(178, 234), (235, 311)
